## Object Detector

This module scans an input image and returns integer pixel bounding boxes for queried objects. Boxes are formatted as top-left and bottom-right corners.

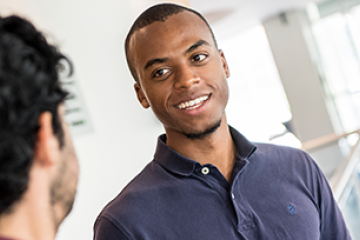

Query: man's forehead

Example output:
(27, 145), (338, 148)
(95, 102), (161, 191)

(130, 12), (213, 53)
(135, 12), (211, 41)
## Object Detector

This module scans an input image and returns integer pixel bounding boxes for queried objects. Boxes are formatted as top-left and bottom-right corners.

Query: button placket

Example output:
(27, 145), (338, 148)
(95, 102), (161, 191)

(230, 173), (254, 231)
(201, 167), (210, 175)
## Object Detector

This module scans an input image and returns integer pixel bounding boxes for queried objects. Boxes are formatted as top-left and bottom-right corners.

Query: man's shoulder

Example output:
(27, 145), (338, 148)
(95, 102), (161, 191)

(253, 142), (309, 159)
(247, 142), (323, 184)
(250, 142), (317, 172)
(97, 160), (172, 221)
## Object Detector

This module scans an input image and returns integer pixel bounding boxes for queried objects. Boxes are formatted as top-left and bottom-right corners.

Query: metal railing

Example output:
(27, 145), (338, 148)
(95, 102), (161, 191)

(301, 129), (360, 201)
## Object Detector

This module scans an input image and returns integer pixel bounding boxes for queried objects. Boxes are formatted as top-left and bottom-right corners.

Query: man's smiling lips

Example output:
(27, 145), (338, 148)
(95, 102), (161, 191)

(175, 94), (210, 110)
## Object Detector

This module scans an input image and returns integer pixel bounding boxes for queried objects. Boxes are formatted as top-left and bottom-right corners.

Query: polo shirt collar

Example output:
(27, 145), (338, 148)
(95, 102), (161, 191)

(153, 126), (257, 176)
(229, 125), (257, 159)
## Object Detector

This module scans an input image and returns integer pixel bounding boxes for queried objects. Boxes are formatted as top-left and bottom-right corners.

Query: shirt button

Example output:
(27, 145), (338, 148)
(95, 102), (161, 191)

(232, 193), (235, 199)
(201, 167), (210, 175)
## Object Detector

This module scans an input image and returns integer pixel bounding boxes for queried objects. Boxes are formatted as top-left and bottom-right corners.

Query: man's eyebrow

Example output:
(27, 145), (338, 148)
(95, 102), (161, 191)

(185, 40), (210, 54)
(144, 58), (169, 70)
(143, 40), (209, 70)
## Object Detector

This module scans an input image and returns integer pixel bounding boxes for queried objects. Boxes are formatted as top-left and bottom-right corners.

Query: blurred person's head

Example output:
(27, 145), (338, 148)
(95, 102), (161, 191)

(0, 15), (79, 240)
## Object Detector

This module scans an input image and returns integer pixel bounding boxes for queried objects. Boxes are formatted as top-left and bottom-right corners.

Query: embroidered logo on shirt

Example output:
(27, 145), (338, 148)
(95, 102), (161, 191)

(287, 204), (296, 214)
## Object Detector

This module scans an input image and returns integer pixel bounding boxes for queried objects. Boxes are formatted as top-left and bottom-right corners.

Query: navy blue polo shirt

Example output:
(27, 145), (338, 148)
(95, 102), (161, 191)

(94, 127), (351, 240)
(0, 236), (17, 240)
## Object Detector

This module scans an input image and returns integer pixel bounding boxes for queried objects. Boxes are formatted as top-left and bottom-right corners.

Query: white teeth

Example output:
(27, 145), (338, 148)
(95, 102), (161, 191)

(177, 95), (209, 109)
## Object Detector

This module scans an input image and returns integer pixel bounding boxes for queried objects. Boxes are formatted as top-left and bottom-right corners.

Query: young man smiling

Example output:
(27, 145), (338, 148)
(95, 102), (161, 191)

(94, 3), (351, 240)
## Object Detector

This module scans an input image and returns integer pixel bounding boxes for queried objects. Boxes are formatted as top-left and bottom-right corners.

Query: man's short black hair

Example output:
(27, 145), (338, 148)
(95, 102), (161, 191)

(125, 3), (217, 83)
(0, 15), (71, 215)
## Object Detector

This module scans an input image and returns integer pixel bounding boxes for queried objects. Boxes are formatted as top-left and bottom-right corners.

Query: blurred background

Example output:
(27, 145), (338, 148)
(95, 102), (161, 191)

(1, 0), (360, 239)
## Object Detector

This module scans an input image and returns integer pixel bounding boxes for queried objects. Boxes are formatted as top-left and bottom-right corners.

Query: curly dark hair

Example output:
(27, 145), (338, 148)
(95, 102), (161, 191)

(125, 3), (217, 83)
(0, 15), (71, 215)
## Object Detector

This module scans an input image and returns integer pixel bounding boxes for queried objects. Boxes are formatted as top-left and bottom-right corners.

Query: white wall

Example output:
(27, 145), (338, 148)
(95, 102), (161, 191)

(0, 1), (165, 239)
(263, 11), (335, 142)
(262, 11), (345, 178)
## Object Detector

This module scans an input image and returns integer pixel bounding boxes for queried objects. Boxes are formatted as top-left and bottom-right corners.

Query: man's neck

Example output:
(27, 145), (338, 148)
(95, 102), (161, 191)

(0, 205), (54, 240)
(0, 172), (56, 240)
(166, 119), (236, 182)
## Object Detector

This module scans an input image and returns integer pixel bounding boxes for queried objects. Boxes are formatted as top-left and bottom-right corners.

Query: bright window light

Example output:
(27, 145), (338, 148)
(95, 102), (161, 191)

(218, 25), (299, 147)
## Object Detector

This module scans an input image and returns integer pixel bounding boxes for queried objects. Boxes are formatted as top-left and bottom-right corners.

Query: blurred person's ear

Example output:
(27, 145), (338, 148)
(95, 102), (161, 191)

(34, 112), (60, 167)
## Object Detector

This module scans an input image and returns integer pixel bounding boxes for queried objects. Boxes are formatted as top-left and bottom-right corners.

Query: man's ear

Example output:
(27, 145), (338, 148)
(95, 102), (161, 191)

(219, 49), (230, 78)
(134, 82), (150, 109)
(34, 112), (59, 167)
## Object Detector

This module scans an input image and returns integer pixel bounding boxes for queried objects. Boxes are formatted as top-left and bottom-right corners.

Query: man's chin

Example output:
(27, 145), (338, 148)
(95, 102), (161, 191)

(183, 119), (222, 140)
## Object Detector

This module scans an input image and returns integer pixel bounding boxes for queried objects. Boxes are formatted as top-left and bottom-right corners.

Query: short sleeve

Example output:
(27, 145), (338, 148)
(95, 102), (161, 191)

(307, 154), (352, 240)
(93, 216), (129, 240)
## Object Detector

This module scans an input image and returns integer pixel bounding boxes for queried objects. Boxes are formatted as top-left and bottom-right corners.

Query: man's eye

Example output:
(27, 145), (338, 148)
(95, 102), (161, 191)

(193, 54), (207, 62)
(153, 68), (170, 78)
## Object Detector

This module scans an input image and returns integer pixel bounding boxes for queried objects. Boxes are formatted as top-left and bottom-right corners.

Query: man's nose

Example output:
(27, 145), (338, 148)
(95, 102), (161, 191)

(173, 65), (200, 89)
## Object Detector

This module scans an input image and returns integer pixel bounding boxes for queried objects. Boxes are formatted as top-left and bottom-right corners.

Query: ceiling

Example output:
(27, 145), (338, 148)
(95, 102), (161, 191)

(189, 0), (326, 30)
